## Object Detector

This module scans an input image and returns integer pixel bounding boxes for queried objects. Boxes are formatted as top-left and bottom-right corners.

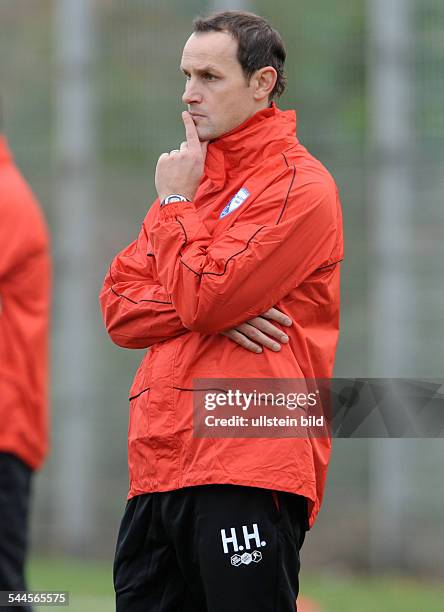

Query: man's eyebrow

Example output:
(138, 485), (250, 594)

(180, 65), (221, 75)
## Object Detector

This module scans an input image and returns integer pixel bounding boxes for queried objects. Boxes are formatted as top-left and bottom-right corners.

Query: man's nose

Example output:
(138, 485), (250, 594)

(182, 79), (203, 105)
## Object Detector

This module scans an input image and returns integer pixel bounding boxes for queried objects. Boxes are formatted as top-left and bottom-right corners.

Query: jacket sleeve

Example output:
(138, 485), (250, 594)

(0, 169), (50, 295)
(149, 170), (342, 334)
(99, 207), (190, 349)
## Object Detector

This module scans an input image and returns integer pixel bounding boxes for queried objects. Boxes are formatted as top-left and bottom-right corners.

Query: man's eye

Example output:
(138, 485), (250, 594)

(182, 73), (216, 81)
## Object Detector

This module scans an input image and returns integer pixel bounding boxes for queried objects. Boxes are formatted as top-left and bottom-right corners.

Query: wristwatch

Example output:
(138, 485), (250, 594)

(160, 194), (191, 207)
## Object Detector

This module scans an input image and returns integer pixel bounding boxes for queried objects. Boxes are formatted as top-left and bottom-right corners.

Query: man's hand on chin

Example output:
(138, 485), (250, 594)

(155, 111), (208, 203)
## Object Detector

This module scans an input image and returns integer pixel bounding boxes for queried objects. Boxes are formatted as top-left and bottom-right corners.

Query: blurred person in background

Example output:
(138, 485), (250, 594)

(100, 10), (343, 612)
(0, 102), (51, 609)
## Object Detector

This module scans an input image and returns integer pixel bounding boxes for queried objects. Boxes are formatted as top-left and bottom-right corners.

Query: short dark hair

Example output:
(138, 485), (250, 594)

(193, 10), (287, 101)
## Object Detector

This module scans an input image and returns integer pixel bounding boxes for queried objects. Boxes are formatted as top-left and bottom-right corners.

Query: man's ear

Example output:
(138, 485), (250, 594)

(252, 67), (277, 102)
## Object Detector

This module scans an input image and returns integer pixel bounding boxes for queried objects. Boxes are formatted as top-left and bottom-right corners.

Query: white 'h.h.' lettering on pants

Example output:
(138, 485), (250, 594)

(220, 527), (239, 554)
(243, 523), (264, 550)
(221, 524), (266, 554)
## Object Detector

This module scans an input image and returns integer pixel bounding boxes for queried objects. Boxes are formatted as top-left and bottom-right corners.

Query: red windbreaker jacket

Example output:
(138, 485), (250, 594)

(0, 136), (51, 470)
(100, 103), (343, 528)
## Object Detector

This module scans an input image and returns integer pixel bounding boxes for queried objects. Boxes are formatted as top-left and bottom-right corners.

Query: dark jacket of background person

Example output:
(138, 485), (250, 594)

(0, 136), (51, 470)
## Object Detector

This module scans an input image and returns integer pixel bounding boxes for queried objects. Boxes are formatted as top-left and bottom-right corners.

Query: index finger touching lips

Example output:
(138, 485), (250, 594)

(182, 111), (201, 151)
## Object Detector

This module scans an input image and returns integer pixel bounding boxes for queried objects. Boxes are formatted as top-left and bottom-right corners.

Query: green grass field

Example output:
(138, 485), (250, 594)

(28, 558), (444, 612)
(29, 558), (113, 612)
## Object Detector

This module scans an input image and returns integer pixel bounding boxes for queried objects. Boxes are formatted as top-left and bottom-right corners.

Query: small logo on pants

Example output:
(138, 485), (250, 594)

(231, 550), (263, 566)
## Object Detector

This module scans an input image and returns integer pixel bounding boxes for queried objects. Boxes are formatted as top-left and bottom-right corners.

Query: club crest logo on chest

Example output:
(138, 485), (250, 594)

(219, 187), (251, 219)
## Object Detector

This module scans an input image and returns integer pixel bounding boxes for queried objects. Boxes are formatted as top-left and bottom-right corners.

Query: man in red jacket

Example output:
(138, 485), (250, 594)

(100, 10), (343, 612)
(0, 128), (51, 607)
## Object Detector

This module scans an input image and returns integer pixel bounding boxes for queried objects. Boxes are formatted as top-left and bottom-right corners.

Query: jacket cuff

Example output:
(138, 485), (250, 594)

(159, 200), (196, 222)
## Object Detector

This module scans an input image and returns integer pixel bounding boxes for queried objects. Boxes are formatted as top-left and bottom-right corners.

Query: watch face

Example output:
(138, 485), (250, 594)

(162, 195), (187, 206)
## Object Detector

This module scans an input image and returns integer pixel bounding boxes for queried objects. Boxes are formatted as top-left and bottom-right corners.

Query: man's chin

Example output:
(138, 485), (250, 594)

(194, 121), (221, 143)
(196, 127), (213, 143)
(198, 129), (223, 144)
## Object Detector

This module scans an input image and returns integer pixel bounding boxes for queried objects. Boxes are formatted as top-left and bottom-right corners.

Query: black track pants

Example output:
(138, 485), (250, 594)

(114, 484), (308, 612)
(0, 452), (33, 612)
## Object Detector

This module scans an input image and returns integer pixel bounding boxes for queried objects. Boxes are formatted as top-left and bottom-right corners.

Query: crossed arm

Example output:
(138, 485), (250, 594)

(99, 218), (292, 352)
